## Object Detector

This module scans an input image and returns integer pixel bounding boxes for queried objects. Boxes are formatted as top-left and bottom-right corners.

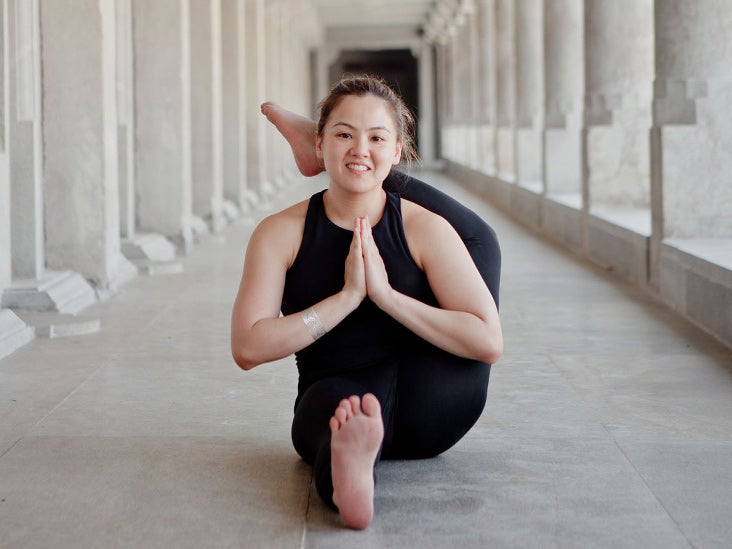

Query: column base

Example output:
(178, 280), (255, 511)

(1, 270), (97, 314)
(0, 309), (35, 360)
(13, 311), (101, 339)
(121, 233), (177, 262)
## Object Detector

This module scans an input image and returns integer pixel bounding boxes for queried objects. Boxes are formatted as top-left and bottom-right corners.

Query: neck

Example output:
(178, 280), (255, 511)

(323, 185), (387, 229)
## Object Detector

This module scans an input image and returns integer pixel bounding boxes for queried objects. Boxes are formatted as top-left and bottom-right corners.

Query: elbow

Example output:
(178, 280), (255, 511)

(477, 333), (503, 365)
(231, 347), (261, 371)
(482, 345), (503, 365)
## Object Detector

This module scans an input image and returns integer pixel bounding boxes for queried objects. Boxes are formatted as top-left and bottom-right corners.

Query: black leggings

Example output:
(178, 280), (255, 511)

(291, 172), (501, 508)
(384, 170), (501, 308)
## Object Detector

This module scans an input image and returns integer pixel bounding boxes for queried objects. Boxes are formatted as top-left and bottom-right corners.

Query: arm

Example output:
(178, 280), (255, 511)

(231, 211), (365, 370)
(360, 208), (503, 364)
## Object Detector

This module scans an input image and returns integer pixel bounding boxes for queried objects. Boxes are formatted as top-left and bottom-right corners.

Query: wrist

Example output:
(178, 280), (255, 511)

(340, 287), (364, 312)
(372, 286), (398, 313)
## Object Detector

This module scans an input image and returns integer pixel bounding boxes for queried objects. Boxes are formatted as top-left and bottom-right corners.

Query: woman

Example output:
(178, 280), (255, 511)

(231, 76), (503, 529)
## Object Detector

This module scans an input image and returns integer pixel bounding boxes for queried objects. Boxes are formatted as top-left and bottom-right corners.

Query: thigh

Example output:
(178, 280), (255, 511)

(383, 344), (491, 460)
(384, 171), (501, 308)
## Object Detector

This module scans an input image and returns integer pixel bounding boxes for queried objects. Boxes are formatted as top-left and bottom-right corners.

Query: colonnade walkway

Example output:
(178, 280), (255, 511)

(1, 171), (731, 548)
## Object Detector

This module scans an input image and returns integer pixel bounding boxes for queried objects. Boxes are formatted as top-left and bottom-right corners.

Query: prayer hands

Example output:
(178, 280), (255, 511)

(344, 217), (392, 308)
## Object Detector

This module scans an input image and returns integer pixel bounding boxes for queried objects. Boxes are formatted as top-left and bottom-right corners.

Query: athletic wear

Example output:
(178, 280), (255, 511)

(284, 172), (499, 508)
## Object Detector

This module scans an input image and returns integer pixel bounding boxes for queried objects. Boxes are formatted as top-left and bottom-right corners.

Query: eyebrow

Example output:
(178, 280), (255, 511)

(331, 121), (392, 133)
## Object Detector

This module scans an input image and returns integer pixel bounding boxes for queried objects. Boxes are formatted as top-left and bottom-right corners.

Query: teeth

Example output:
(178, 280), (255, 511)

(347, 164), (368, 171)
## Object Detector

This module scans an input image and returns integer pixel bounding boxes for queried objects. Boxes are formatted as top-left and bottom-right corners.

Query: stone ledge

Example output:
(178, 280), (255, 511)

(659, 239), (732, 348)
(586, 214), (650, 286)
(0, 309), (35, 360)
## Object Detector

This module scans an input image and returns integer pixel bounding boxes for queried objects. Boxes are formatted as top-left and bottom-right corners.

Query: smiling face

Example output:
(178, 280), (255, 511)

(316, 93), (403, 195)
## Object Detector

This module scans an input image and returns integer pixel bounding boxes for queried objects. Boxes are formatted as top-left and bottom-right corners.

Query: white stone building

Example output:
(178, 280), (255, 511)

(0, 0), (730, 359)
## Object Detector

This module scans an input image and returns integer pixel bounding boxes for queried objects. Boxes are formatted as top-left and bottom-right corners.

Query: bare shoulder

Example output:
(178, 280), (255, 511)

(249, 198), (309, 267)
(401, 199), (460, 268)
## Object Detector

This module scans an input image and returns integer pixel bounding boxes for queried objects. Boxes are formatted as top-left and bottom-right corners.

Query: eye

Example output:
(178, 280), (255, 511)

(336, 132), (351, 139)
(371, 135), (385, 142)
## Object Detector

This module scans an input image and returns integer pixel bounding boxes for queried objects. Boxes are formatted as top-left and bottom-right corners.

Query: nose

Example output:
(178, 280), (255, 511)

(350, 135), (369, 157)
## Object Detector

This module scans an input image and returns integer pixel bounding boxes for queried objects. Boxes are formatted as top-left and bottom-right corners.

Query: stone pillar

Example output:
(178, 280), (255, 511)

(0, 0), (11, 291)
(544, 0), (583, 199)
(264, 1), (284, 191)
(495, 0), (515, 181)
(8, 0), (44, 280)
(584, 0), (654, 211)
(117, 0), (135, 240)
(245, 0), (268, 201)
(477, 0), (497, 175)
(652, 0), (732, 238)
(221, 0), (246, 213)
(465, 10), (481, 170)
(190, 0), (224, 233)
(417, 44), (437, 167)
(41, 0), (133, 293)
(133, 0), (194, 252)
(515, 0), (543, 190)
(210, 0), (225, 229)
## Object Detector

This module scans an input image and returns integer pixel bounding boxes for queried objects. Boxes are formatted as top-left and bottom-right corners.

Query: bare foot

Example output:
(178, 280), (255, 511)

(329, 393), (384, 530)
(260, 102), (325, 177)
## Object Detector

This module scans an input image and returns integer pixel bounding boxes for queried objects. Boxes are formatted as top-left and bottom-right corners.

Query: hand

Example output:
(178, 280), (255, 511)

(343, 217), (367, 305)
(360, 217), (393, 308)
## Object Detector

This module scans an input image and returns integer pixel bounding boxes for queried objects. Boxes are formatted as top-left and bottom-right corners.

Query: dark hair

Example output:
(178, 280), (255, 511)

(316, 74), (419, 170)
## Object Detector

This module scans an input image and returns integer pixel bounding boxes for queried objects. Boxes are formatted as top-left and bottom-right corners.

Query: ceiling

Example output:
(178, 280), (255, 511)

(312, 0), (436, 33)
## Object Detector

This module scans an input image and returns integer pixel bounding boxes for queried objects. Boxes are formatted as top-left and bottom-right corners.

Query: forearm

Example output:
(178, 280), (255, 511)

(232, 289), (361, 369)
(378, 290), (502, 364)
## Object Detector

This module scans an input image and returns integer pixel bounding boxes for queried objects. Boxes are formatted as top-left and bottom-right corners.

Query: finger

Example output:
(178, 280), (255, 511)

(351, 218), (362, 251)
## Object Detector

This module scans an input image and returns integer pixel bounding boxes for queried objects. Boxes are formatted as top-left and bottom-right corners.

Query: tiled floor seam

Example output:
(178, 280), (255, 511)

(608, 436), (696, 548)
(543, 352), (695, 546)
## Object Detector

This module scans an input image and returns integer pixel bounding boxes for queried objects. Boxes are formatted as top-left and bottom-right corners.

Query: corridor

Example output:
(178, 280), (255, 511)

(1, 172), (731, 548)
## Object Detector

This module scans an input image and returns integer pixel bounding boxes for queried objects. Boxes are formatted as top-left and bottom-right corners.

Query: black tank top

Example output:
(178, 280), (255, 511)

(281, 190), (438, 386)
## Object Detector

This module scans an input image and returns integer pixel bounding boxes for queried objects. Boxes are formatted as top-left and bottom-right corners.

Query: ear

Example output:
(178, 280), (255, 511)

(392, 141), (403, 166)
(316, 135), (324, 160)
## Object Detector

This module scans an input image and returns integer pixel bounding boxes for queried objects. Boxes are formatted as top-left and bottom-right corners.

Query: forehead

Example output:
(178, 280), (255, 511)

(328, 94), (397, 130)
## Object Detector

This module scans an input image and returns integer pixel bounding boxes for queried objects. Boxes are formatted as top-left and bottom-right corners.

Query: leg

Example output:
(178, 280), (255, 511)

(384, 171), (501, 308)
(383, 344), (491, 460)
(291, 364), (396, 529)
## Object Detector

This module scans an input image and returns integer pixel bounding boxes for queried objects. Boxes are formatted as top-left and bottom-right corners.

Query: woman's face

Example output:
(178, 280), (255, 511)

(316, 94), (403, 194)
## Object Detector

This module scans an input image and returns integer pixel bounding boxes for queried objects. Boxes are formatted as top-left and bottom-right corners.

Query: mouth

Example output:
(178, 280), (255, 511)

(346, 163), (370, 173)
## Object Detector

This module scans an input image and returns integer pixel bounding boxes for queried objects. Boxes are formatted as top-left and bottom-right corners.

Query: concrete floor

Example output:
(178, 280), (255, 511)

(1, 172), (731, 548)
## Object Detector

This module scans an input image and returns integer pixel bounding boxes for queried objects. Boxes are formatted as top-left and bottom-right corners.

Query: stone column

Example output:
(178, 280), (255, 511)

(133, 0), (194, 253)
(117, 0), (135, 240)
(190, 0), (224, 233)
(477, 0), (497, 175)
(245, 0), (268, 201)
(417, 44), (437, 167)
(221, 0), (246, 213)
(495, 0), (515, 181)
(652, 0), (732, 238)
(584, 0), (654, 212)
(0, 16), (33, 359)
(465, 10), (481, 170)
(264, 1), (284, 192)
(41, 0), (134, 294)
(1, 1), (12, 291)
(8, 0), (44, 280)
(544, 0), (583, 199)
(515, 0), (543, 190)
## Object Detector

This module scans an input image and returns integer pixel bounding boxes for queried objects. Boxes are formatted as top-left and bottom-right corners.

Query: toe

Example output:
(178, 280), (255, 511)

(361, 393), (381, 417)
